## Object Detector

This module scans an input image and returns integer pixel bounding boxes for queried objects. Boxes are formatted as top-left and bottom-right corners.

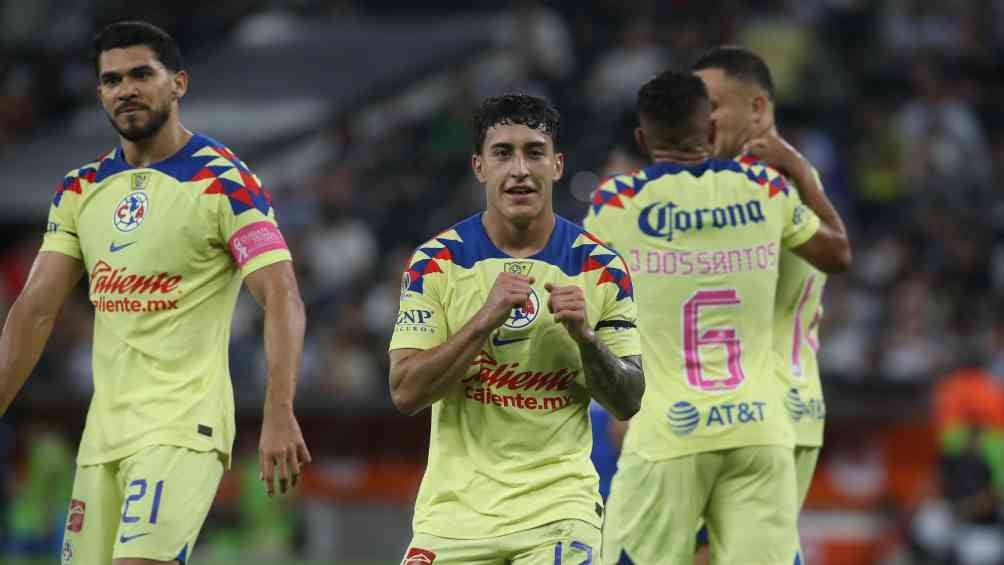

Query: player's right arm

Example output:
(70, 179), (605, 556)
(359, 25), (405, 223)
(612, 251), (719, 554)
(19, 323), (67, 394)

(744, 131), (852, 274)
(0, 251), (84, 415)
(389, 272), (533, 416)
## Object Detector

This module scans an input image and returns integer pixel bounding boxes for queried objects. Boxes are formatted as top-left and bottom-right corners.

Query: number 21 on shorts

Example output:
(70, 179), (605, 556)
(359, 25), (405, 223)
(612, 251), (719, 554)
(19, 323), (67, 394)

(122, 479), (165, 524)
(683, 289), (746, 392)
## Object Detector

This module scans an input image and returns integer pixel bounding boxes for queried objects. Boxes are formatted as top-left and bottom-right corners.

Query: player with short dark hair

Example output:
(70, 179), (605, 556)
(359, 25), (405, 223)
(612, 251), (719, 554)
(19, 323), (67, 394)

(695, 45), (841, 564)
(390, 93), (645, 564)
(0, 20), (310, 565)
(586, 70), (849, 564)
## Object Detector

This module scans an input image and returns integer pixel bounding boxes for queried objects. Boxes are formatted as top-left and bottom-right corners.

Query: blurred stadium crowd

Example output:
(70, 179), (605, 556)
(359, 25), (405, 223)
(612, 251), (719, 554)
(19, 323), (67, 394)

(2, 0), (1004, 563)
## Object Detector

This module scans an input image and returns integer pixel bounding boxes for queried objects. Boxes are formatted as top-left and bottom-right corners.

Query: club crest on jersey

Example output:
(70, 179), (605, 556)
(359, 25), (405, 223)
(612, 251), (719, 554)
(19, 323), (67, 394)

(113, 191), (149, 232)
(131, 172), (150, 191)
(504, 261), (534, 278)
(504, 287), (539, 330)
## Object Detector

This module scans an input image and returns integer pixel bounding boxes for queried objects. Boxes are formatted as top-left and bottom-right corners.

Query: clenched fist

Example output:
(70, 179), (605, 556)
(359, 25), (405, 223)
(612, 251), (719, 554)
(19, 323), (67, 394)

(477, 272), (535, 331)
(545, 282), (594, 345)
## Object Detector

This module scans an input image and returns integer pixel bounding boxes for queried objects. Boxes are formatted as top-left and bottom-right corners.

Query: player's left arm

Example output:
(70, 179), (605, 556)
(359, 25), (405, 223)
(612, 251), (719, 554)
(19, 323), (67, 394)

(245, 261), (311, 497)
(743, 131), (851, 273)
(545, 282), (644, 420)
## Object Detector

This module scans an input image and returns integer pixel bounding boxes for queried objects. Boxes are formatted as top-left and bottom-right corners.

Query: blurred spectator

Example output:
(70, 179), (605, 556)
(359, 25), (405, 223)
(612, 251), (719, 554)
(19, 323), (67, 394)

(897, 59), (992, 208)
(584, 19), (666, 114)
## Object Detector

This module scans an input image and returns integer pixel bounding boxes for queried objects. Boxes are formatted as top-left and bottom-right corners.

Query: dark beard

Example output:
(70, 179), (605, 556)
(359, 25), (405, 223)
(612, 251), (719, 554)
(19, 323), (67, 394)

(107, 103), (171, 142)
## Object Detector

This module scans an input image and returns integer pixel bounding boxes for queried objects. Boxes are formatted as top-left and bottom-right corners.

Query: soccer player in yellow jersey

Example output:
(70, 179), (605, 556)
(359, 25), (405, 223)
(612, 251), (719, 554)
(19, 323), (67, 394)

(585, 71), (850, 564)
(389, 94), (645, 565)
(694, 45), (845, 565)
(0, 22), (310, 565)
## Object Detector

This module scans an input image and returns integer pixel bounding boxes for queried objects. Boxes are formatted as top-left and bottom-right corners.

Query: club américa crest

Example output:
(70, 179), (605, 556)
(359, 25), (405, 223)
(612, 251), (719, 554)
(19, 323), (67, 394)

(113, 191), (149, 232)
(502, 261), (539, 330)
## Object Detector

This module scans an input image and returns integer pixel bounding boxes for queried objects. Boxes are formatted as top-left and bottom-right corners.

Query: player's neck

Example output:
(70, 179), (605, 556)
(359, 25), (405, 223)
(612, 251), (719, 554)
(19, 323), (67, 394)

(650, 148), (707, 165)
(121, 120), (192, 168)
(482, 208), (555, 258)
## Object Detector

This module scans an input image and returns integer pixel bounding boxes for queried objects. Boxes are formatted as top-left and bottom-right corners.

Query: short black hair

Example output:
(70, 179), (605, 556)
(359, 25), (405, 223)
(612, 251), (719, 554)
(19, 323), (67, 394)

(692, 45), (775, 100)
(473, 94), (560, 154)
(92, 21), (183, 76)
(637, 70), (710, 149)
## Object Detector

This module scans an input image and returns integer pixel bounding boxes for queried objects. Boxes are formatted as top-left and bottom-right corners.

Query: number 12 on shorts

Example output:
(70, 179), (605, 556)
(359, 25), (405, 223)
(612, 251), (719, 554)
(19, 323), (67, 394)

(553, 541), (592, 565)
(122, 479), (165, 524)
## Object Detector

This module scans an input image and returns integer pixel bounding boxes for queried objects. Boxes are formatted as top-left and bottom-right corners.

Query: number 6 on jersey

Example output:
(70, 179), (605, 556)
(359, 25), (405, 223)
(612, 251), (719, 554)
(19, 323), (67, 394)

(683, 289), (746, 392)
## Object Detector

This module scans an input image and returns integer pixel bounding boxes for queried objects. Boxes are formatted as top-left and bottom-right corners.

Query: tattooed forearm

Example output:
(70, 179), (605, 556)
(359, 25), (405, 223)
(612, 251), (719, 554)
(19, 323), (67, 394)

(578, 340), (644, 420)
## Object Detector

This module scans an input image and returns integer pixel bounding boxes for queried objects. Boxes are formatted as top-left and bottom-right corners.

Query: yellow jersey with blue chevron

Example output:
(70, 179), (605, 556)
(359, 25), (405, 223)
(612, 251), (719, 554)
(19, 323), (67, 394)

(583, 156), (820, 460)
(389, 213), (641, 539)
(775, 169), (827, 448)
(41, 132), (291, 466)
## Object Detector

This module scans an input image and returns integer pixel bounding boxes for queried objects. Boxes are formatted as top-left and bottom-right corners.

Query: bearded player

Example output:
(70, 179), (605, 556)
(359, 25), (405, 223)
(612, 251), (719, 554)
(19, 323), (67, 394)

(0, 21), (310, 564)
(694, 45), (839, 564)
(586, 71), (849, 564)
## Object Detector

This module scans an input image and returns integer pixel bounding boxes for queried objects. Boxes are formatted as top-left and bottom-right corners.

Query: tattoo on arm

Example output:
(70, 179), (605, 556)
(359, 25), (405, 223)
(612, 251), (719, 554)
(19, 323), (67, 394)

(578, 337), (644, 420)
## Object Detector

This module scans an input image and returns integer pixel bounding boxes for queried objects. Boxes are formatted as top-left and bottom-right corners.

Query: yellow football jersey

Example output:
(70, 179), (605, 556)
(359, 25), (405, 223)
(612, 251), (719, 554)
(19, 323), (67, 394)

(42, 133), (291, 466)
(390, 214), (641, 539)
(584, 157), (820, 460)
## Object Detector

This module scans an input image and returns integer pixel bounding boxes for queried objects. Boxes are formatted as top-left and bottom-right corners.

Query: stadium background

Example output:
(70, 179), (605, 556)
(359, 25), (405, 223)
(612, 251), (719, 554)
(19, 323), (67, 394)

(1, 0), (1003, 563)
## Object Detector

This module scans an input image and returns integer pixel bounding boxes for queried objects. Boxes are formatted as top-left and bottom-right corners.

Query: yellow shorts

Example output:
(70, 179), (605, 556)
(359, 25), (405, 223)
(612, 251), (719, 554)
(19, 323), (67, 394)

(60, 444), (224, 564)
(402, 519), (600, 565)
(794, 445), (820, 509)
(602, 446), (797, 565)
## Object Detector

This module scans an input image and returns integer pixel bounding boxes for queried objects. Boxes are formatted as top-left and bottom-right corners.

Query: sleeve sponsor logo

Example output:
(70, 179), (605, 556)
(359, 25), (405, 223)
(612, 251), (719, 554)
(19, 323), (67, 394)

(793, 204), (806, 225)
(638, 199), (765, 241)
(395, 309), (435, 333)
(228, 221), (287, 268)
(400, 272), (412, 299)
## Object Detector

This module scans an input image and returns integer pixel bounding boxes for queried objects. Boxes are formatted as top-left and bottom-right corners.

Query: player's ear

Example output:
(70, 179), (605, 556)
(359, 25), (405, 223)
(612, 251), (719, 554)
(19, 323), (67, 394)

(472, 153), (486, 183)
(172, 70), (188, 101)
(751, 94), (769, 129)
(634, 127), (650, 159)
(552, 151), (564, 181)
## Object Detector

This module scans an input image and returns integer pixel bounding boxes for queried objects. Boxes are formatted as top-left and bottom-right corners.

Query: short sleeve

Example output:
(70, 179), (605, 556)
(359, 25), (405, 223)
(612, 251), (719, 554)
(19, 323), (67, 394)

(582, 176), (625, 251)
(215, 170), (291, 278)
(593, 255), (642, 359)
(40, 171), (84, 260)
(780, 173), (822, 250)
(389, 252), (449, 351)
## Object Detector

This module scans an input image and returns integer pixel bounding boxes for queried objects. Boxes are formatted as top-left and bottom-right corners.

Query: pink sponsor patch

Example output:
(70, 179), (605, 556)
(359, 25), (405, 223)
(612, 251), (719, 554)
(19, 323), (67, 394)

(228, 221), (287, 268)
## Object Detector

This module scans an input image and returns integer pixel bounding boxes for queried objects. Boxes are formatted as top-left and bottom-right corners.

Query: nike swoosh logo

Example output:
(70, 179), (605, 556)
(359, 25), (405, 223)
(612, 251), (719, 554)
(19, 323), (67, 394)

(119, 532), (150, 543)
(109, 241), (137, 252)
(492, 333), (528, 347)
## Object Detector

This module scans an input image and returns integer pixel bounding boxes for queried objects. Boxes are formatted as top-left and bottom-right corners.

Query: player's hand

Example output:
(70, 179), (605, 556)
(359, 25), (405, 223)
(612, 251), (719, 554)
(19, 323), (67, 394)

(259, 404), (312, 497)
(477, 272), (535, 331)
(742, 130), (807, 177)
(545, 283), (594, 345)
